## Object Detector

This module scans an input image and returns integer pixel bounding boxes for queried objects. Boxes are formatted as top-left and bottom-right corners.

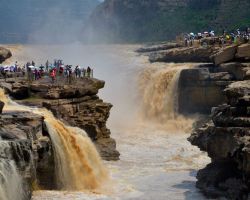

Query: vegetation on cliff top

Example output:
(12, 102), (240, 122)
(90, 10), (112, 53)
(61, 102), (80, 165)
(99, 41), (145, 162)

(87, 0), (250, 43)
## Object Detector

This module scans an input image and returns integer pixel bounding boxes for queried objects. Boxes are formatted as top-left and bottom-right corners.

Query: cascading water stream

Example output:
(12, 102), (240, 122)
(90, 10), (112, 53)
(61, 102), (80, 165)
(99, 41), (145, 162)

(137, 63), (196, 132)
(7, 44), (210, 200)
(0, 88), (108, 195)
(0, 154), (26, 200)
(44, 115), (108, 191)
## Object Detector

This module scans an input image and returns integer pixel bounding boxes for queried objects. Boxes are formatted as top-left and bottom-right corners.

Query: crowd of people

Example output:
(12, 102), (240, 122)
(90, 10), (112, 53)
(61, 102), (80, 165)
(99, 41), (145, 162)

(0, 59), (94, 83)
(183, 27), (250, 47)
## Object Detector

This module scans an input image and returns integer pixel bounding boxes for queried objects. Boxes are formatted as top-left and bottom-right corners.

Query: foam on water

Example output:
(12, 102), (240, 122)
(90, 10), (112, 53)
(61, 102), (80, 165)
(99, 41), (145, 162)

(0, 155), (26, 200)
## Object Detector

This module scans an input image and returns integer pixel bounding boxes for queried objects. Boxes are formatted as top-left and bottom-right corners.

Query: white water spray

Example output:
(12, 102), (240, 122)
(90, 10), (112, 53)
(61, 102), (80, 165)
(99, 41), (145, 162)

(0, 88), (108, 192)
(0, 146), (26, 200)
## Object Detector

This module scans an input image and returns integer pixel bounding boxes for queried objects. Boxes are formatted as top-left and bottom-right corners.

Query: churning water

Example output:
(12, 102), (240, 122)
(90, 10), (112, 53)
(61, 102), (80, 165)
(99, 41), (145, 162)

(0, 88), (108, 198)
(6, 44), (210, 200)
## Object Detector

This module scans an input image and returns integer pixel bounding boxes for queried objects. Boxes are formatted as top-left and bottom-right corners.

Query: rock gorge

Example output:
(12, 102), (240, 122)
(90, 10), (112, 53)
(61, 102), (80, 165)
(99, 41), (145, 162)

(0, 78), (120, 161)
(139, 41), (250, 198)
(0, 47), (119, 198)
(0, 39), (250, 199)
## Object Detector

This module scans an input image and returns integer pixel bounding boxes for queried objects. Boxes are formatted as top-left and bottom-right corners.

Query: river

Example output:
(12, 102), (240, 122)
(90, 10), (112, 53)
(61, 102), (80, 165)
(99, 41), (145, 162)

(7, 44), (210, 200)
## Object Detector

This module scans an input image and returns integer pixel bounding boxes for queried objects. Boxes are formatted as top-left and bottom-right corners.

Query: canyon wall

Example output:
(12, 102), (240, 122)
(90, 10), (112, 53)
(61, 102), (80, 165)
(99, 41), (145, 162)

(139, 41), (250, 198)
(1, 77), (120, 161)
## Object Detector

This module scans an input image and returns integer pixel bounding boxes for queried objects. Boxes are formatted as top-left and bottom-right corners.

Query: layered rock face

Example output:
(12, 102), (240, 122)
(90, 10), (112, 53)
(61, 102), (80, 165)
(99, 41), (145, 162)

(0, 47), (12, 63)
(148, 43), (250, 64)
(178, 66), (229, 114)
(178, 62), (250, 114)
(139, 40), (250, 198)
(188, 80), (250, 199)
(1, 77), (120, 161)
(138, 42), (250, 115)
(0, 108), (54, 198)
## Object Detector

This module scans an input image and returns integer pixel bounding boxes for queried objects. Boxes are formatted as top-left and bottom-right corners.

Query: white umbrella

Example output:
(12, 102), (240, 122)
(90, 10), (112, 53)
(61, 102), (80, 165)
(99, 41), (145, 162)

(4, 66), (10, 71)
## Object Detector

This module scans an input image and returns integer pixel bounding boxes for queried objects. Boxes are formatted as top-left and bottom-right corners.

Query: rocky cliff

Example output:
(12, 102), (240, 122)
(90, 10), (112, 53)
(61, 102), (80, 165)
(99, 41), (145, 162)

(0, 77), (120, 161)
(188, 80), (250, 199)
(139, 39), (250, 198)
(140, 42), (250, 114)
(0, 108), (54, 198)
(88, 0), (250, 42)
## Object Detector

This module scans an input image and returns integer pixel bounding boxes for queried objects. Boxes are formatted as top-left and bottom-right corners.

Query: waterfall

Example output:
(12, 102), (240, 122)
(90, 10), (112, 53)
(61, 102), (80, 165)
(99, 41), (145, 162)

(0, 143), (26, 200)
(137, 63), (195, 131)
(44, 112), (108, 190)
(0, 88), (108, 192)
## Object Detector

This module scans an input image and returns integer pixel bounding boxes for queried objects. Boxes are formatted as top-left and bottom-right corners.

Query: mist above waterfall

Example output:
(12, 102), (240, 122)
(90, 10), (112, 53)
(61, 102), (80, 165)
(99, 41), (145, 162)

(0, 0), (100, 44)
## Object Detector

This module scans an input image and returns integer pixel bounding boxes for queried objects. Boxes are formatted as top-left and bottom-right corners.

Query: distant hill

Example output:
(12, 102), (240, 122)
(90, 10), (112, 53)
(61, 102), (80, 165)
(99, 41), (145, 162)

(87, 0), (250, 43)
(0, 0), (100, 43)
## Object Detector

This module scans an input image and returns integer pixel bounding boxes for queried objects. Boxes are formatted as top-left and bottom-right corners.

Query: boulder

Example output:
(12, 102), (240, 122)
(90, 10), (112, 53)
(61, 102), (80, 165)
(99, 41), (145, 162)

(217, 62), (247, 80)
(224, 80), (250, 102)
(211, 45), (237, 65)
(236, 43), (250, 60)
(95, 138), (120, 161)
(209, 72), (233, 81)
(0, 47), (12, 63)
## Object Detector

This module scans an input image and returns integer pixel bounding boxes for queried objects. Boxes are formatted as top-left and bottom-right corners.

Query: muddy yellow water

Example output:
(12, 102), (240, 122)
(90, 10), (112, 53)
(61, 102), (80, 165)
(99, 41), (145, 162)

(5, 44), (210, 200)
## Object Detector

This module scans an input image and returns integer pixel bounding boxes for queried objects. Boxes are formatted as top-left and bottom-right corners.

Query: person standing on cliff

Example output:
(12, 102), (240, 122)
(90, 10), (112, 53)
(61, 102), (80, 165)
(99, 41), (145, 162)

(34, 68), (38, 80)
(45, 60), (49, 72)
(74, 66), (79, 78)
(82, 68), (87, 77)
(50, 69), (56, 83)
(87, 66), (91, 78)
(14, 61), (18, 73)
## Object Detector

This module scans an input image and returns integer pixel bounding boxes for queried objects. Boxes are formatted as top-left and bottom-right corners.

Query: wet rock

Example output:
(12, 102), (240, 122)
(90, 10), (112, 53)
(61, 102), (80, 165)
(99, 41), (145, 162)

(196, 161), (248, 199)
(0, 47), (12, 63)
(42, 95), (119, 161)
(95, 138), (120, 161)
(211, 45), (237, 65)
(189, 80), (250, 199)
(178, 68), (230, 114)
(0, 111), (55, 197)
